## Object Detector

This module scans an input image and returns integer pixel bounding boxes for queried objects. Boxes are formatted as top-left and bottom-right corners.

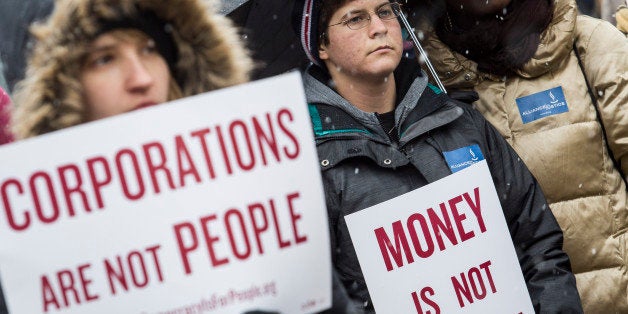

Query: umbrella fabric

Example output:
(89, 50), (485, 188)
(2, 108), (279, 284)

(227, 0), (309, 80)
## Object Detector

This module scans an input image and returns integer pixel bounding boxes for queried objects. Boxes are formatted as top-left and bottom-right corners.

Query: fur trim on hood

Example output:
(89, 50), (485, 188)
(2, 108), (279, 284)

(12, 0), (252, 139)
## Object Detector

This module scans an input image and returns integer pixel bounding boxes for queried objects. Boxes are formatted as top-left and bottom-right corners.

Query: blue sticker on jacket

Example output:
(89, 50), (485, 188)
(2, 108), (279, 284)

(516, 86), (569, 124)
(443, 145), (485, 173)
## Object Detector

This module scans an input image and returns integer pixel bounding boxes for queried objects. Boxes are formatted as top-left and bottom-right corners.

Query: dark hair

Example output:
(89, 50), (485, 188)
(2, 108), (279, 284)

(435, 0), (554, 75)
(317, 0), (349, 45)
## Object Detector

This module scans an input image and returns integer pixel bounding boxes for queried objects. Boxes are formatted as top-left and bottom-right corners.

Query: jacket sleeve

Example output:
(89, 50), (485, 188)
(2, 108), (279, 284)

(0, 279), (6, 314)
(576, 17), (628, 176)
(478, 110), (583, 313)
(317, 173), (362, 314)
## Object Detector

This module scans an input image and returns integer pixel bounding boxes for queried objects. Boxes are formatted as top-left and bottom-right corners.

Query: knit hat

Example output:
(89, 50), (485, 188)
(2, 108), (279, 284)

(294, 0), (323, 67)
(95, 9), (179, 79)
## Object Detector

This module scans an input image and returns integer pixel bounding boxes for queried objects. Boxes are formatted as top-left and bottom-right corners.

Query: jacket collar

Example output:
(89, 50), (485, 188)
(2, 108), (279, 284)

(304, 58), (461, 143)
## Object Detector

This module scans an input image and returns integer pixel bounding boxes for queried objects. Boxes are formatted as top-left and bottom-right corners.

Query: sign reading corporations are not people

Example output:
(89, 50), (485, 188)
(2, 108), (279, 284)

(0, 72), (332, 314)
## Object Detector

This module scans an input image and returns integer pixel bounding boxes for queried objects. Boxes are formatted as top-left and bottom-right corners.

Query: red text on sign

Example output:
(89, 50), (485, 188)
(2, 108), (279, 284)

(411, 286), (440, 314)
(451, 260), (497, 308)
(103, 244), (164, 295)
(374, 187), (485, 271)
(0, 108), (300, 233)
(173, 192), (307, 274)
(40, 263), (99, 313)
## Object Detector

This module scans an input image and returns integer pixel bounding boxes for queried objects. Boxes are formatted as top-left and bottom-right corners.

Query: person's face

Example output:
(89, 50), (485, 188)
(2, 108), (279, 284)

(446, 0), (512, 16)
(319, 0), (403, 81)
(80, 30), (170, 121)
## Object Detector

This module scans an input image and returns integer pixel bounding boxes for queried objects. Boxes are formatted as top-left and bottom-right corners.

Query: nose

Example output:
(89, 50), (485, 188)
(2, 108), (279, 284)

(124, 54), (155, 93)
(368, 14), (389, 38)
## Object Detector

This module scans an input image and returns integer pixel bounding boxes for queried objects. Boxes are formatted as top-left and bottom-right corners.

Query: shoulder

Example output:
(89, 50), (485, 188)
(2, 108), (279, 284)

(575, 15), (627, 47)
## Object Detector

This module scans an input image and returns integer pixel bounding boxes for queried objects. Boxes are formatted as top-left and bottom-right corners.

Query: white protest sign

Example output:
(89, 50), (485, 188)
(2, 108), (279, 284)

(345, 161), (534, 314)
(0, 72), (331, 314)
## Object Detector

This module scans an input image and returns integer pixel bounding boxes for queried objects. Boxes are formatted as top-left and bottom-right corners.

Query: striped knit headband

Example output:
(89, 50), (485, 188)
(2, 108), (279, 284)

(298, 0), (322, 67)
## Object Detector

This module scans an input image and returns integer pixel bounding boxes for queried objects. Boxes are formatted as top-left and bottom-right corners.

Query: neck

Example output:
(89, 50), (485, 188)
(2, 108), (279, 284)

(330, 71), (396, 113)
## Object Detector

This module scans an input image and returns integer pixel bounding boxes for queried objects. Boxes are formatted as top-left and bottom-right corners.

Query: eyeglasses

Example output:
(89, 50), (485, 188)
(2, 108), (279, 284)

(328, 2), (403, 30)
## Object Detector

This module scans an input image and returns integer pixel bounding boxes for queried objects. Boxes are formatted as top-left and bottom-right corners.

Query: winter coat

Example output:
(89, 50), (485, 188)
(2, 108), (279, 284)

(419, 0), (628, 312)
(11, 0), (252, 139)
(303, 60), (582, 314)
(0, 86), (12, 145)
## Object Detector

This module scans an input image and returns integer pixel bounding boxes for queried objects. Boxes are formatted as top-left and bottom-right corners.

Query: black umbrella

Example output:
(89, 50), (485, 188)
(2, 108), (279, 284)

(0, 0), (304, 93)
(225, 1), (309, 81)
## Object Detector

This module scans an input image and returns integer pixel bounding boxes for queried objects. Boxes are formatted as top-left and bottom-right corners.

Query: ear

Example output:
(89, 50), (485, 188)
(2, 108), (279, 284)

(319, 43), (329, 61)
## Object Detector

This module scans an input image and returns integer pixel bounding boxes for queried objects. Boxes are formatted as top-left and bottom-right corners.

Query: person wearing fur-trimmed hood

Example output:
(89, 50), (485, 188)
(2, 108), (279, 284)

(10, 0), (252, 139)
(3, 0), (253, 312)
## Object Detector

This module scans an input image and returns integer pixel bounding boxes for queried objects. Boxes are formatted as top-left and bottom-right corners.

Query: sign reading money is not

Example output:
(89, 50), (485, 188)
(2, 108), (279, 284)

(345, 161), (534, 314)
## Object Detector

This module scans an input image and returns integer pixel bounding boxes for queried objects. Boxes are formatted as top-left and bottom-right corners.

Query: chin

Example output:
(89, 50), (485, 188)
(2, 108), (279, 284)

(366, 59), (400, 77)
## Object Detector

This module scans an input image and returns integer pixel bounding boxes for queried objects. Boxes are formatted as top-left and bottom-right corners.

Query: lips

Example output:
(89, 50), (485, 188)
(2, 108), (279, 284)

(371, 45), (394, 54)
(133, 101), (158, 111)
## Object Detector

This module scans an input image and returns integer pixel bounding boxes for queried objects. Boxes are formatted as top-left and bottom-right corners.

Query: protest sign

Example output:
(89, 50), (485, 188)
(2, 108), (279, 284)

(345, 161), (534, 314)
(0, 72), (331, 314)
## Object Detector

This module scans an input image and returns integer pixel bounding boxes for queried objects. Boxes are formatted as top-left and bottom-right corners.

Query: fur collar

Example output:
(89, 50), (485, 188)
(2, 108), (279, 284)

(12, 0), (252, 138)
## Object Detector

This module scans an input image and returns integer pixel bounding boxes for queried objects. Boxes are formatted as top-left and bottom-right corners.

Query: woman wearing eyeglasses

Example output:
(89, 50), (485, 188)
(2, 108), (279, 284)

(295, 0), (582, 313)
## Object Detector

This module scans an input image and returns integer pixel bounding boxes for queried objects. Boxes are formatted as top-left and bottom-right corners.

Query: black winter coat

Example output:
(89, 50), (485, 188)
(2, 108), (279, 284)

(304, 60), (583, 314)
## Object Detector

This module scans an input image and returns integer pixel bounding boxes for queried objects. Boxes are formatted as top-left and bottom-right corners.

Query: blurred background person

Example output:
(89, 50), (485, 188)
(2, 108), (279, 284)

(577, 0), (597, 14)
(617, 0), (628, 33)
(597, 0), (626, 24)
(0, 0), (54, 96)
